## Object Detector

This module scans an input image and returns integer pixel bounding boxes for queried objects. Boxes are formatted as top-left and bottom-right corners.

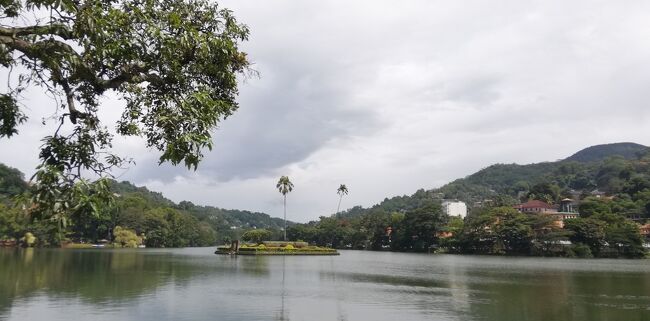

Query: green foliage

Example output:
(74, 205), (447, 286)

(30, 174), (114, 244)
(336, 184), (349, 215)
(0, 163), (28, 197)
(0, 163), (239, 248)
(22, 232), (36, 247)
(526, 182), (561, 204)
(241, 229), (272, 244)
(113, 226), (141, 248)
(226, 243), (338, 255)
(276, 176), (294, 196)
(571, 243), (594, 258)
(438, 216), (464, 252)
(337, 184), (349, 196)
(0, 203), (23, 239)
(493, 208), (534, 254)
(603, 220), (646, 258)
(455, 207), (520, 255)
(578, 197), (612, 218)
(565, 143), (648, 163)
(0, 0), (250, 232)
(564, 218), (607, 256)
(394, 201), (445, 251)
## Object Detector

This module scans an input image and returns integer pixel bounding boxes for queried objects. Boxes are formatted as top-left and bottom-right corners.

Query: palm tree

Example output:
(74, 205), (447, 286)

(276, 176), (294, 241)
(336, 184), (348, 217)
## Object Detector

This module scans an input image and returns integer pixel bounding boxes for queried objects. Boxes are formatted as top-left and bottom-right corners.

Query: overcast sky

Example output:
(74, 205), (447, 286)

(2, 0), (650, 222)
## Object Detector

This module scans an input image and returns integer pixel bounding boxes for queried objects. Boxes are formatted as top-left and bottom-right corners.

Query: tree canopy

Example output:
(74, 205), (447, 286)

(0, 0), (250, 221)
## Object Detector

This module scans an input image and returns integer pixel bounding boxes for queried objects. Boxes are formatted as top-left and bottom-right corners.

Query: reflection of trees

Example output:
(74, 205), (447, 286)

(275, 256), (288, 321)
(467, 269), (650, 321)
(244, 256), (271, 276)
(0, 249), (207, 314)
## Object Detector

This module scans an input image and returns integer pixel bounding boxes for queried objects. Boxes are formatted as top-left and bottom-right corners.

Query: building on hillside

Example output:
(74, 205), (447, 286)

(558, 198), (578, 213)
(431, 192), (445, 200)
(591, 190), (606, 198)
(640, 224), (650, 237)
(442, 200), (467, 218)
(513, 199), (579, 228)
(473, 199), (494, 208)
(435, 231), (453, 239)
(513, 200), (555, 213)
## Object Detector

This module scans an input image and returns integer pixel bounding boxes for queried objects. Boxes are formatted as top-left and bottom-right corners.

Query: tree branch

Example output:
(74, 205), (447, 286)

(0, 24), (74, 39)
(0, 35), (159, 92)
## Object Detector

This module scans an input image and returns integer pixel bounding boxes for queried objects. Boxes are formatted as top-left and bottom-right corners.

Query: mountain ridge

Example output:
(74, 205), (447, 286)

(335, 142), (650, 219)
(564, 142), (648, 163)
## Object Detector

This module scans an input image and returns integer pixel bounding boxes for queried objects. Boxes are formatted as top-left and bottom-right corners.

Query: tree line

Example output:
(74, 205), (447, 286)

(0, 168), (286, 247)
(283, 201), (646, 258)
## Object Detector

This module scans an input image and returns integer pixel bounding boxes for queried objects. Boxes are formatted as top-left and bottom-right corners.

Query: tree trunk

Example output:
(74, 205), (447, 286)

(283, 194), (287, 241)
(336, 195), (343, 218)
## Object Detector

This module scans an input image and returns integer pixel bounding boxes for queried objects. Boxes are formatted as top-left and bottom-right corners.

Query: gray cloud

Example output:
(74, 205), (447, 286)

(122, 57), (383, 183)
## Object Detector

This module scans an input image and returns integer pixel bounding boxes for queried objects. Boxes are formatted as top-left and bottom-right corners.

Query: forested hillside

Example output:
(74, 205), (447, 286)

(337, 142), (650, 215)
(0, 164), (28, 201)
(0, 168), (289, 247)
(288, 143), (649, 258)
(564, 142), (648, 163)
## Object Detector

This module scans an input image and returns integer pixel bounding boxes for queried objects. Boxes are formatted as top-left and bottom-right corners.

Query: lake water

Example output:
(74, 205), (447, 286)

(1, 248), (649, 321)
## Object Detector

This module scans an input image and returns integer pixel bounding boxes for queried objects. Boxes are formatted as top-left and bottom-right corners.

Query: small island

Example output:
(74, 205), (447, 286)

(215, 241), (339, 256)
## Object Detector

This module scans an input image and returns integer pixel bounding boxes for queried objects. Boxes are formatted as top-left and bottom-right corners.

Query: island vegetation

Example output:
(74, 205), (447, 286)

(215, 240), (339, 256)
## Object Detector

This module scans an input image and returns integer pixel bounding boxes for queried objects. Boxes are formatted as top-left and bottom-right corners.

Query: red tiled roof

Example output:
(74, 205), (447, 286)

(514, 200), (554, 209)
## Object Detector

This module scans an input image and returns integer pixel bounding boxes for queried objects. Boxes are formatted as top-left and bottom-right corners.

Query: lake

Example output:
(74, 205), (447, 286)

(1, 248), (649, 321)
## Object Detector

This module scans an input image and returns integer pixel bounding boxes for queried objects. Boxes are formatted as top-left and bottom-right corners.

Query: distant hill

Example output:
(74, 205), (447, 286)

(564, 142), (648, 163)
(336, 142), (650, 218)
(0, 166), (289, 241)
(431, 142), (650, 204)
(0, 163), (28, 202)
(109, 180), (289, 233)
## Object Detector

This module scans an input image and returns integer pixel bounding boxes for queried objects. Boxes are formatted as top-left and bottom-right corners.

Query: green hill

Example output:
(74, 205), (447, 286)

(336, 142), (650, 218)
(0, 164), (28, 201)
(109, 180), (289, 241)
(0, 167), (288, 246)
(309, 142), (650, 258)
(564, 142), (648, 163)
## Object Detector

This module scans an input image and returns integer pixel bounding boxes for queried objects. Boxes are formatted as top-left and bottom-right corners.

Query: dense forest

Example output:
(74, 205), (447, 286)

(0, 166), (288, 247)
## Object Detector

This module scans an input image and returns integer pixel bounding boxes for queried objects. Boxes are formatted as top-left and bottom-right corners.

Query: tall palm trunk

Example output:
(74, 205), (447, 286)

(336, 194), (343, 218)
(283, 194), (287, 241)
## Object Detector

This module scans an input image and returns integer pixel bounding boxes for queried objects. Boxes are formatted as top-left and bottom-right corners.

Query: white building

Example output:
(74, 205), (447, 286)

(442, 200), (467, 218)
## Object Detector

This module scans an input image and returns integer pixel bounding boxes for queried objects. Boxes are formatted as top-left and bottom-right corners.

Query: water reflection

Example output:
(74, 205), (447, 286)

(1, 249), (650, 321)
(0, 248), (199, 314)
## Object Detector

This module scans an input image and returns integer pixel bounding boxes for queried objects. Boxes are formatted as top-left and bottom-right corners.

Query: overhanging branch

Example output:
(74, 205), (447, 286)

(0, 24), (73, 39)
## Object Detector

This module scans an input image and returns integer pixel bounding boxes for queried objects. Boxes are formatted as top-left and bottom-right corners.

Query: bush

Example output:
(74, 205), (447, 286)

(113, 226), (141, 248)
(23, 232), (36, 247)
(241, 229), (272, 244)
(572, 243), (593, 258)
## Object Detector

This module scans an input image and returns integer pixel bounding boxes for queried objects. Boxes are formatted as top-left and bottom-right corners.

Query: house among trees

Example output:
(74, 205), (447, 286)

(640, 224), (650, 238)
(513, 200), (555, 213)
(513, 199), (579, 228)
(442, 200), (468, 218)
